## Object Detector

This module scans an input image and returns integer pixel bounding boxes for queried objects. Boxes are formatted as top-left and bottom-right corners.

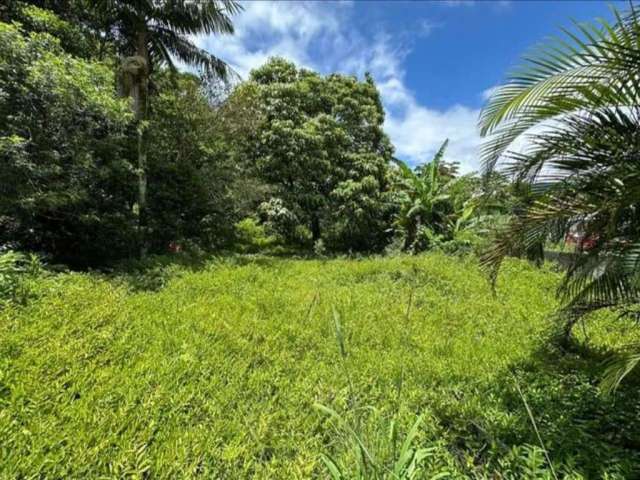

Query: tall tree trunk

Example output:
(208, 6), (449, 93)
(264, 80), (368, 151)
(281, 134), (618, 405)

(311, 213), (321, 243)
(404, 220), (416, 251)
(133, 32), (149, 258)
(412, 216), (422, 253)
(404, 216), (420, 252)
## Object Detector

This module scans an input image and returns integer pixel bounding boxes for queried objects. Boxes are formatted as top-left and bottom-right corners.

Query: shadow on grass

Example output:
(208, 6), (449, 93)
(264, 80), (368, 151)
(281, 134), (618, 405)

(103, 246), (388, 292)
(488, 334), (640, 477)
(104, 249), (319, 292)
(420, 327), (640, 476)
(103, 252), (207, 292)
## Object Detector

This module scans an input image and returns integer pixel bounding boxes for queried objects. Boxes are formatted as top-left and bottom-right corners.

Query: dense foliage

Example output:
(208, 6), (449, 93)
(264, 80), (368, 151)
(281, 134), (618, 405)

(1, 3), (510, 265)
(96, 0), (241, 257)
(0, 3), (245, 266)
(232, 58), (396, 252)
(3, 1), (640, 476)
(0, 14), (134, 265)
(480, 6), (640, 387)
(391, 141), (515, 255)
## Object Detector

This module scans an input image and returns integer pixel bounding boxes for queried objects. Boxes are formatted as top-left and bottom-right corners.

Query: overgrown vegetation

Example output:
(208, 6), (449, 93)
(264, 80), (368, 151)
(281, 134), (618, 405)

(480, 4), (640, 388)
(0, 250), (43, 307)
(391, 141), (514, 255)
(1, 254), (638, 478)
(3, 0), (640, 476)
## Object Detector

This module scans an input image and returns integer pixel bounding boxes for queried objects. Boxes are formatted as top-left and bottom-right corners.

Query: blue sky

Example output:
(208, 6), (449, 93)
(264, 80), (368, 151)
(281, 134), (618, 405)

(196, 0), (616, 172)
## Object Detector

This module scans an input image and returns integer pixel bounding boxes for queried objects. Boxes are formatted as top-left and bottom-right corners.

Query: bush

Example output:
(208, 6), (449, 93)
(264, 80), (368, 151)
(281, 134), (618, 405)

(0, 250), (44, 306)
(258, 198), (299, 241)
(234, 217), (279, 253)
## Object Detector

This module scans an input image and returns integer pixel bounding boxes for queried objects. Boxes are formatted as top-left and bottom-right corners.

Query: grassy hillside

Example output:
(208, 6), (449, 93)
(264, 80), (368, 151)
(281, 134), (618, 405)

(1, 254), (638, 478)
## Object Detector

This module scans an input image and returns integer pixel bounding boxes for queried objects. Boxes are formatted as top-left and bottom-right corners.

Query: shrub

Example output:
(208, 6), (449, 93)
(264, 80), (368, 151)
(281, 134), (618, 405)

(234, 217), (279, 253)
(0, 250), (43, 306)
(258, 198), (300, 242)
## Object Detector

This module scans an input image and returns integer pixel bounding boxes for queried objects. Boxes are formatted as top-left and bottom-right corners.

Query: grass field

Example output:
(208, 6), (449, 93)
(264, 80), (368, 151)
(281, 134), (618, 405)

(1, 254), (639, 478)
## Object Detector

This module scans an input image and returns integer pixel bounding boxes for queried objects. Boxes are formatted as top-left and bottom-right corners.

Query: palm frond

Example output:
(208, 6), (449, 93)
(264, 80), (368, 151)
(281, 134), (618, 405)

(479, 6), (640, 172)
(601, 344), (640, 393)
(151, 26), (235, 80)
(155, 0), (242, 36)
(479, 5), (640, 388)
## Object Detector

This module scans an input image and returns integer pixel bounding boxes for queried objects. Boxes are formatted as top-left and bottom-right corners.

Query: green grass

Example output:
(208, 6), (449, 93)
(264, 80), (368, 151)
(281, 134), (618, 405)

(1, 253), (639, 478)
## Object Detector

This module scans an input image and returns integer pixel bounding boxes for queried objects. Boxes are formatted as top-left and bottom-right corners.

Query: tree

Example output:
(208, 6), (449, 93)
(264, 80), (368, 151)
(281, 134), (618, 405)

(96, 0), (241, 256)
(1, 4), (248, 266)
(391, 140), (454, 252)
(0, 14), (135, 266)
(144, 72), (241, 251)
(479, 6), (640, 388)
(1, 1), (101, 58)
(233, 58), (395, 252)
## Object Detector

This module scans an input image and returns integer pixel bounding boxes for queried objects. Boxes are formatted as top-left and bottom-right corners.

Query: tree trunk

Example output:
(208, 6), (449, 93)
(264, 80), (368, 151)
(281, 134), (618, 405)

(404, 220), (416, 251)
(133, 32), (149, 258)
(412, 216), (422, 253)
(311, 213), (321, 243)
(404, 216), (420, 252)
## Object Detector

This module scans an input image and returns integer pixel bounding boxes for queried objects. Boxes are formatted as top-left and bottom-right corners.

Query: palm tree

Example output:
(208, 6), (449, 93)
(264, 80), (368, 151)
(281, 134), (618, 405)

(392, 140), (452, 252)
(479, 6), (640, 389)
(97, 0), (242, 256)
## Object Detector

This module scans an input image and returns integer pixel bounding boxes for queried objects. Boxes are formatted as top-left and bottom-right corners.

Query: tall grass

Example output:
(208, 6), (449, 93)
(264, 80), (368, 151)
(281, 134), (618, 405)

(0, 253), (638, 477)
(315, 307), (450, 479)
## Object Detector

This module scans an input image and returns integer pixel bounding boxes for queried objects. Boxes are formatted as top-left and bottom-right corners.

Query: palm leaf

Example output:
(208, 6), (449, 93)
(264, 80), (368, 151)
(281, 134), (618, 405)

(151, 26), (235, 79)
(601, 345), (640, 393)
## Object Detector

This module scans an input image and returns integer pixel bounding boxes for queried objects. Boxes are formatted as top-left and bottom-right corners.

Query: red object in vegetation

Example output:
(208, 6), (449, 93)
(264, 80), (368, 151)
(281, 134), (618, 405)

(565, 232), (598, 251)
(168, 241), (182, 253)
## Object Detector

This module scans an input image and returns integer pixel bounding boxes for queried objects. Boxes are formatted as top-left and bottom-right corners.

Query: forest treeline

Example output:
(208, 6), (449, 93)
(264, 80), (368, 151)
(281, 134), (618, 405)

(0, 1), (515, 268)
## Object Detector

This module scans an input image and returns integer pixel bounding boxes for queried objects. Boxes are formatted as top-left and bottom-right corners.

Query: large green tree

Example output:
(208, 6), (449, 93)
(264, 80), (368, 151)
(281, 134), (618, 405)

(144, 72), (240, 251)
(0, 13), (135, 266)
(234, 58), (395, 252)
(479, 6), (640, 388)
(95, 0), (241, 256)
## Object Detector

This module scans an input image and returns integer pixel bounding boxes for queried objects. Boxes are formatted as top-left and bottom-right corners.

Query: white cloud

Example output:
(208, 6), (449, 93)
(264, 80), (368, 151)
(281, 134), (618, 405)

(417, 19), (438, 37)
(362, 34), (481, 172)
(481, 85), (499, 101)
(443, 0), (477, 6)
(386, 104), (481, 173)
(196, 1), (483, 172)
(195, 1), (348, 77)
(444, 0), (511, 9)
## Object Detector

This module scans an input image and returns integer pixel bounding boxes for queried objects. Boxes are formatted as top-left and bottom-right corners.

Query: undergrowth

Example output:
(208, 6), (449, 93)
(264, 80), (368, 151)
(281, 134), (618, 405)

(0, 253), (638, 478)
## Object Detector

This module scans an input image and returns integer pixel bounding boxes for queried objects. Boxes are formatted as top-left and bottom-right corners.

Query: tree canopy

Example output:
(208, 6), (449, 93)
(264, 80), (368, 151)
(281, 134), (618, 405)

(233, 58), (396, 251)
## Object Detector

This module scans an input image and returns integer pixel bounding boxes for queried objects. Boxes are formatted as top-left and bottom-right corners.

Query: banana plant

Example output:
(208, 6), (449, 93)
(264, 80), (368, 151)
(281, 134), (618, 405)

(392, 140), (454, 252)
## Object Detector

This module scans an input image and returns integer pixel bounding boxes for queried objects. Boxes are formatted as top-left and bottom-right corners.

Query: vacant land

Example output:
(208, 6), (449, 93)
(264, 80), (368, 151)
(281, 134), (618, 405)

(1, 254), (638, 478)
